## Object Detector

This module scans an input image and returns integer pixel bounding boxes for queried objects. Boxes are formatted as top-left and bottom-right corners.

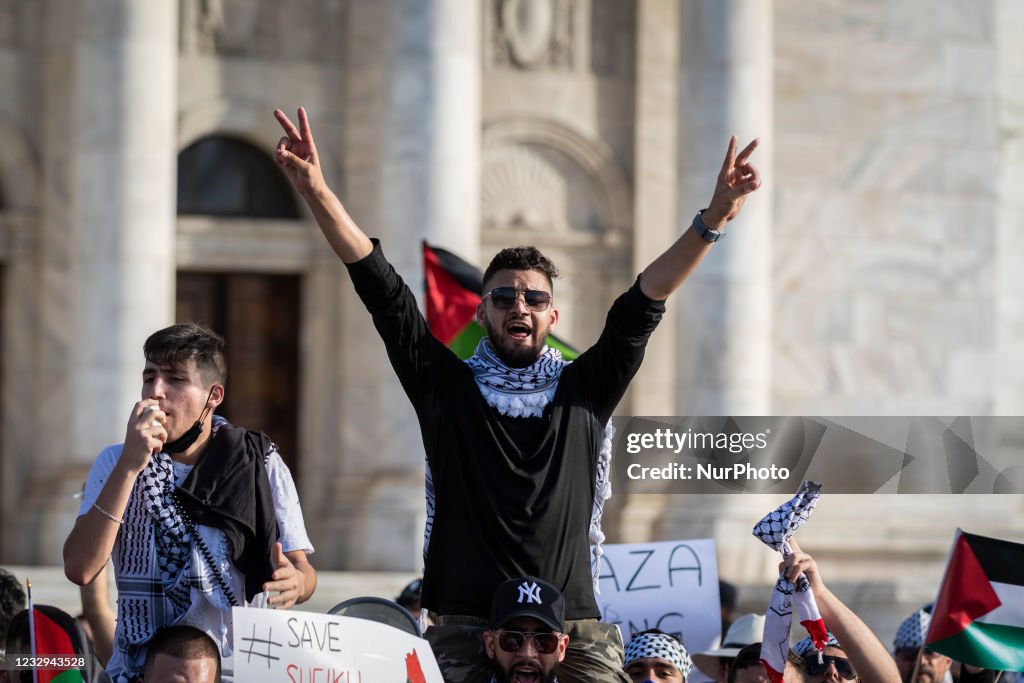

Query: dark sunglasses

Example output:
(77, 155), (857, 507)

(803, 654), (857, 680)
(496, 630), (560, 655)
(896, 648), (939, 659)
(483, 287), (552, 312)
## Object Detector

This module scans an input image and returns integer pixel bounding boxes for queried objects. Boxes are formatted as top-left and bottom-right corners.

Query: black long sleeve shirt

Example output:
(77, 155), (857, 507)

(346, 241), (665, 619)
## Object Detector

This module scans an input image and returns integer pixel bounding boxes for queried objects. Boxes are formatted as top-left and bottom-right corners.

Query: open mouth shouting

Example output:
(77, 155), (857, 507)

(506, 320), (533, 342)
(508, 662), (544, 683)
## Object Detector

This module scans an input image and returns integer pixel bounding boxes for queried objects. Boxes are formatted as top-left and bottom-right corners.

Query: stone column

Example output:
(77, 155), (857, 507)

(675, 0), (772, 416)
(631, 0), (680, 416)
(324, 0), (481, 571)
(658, 0), (774, 583)
(615, 0), (680, 547)
(28, 0), (178, 563)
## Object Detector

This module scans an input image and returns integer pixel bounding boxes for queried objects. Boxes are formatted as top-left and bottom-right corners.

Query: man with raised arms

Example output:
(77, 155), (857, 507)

(273, 106), (760, 682)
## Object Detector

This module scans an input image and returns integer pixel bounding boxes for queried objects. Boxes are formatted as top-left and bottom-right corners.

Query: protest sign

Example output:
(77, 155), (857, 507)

(233, 608), (443, 682)
(597, 539), (720, 658)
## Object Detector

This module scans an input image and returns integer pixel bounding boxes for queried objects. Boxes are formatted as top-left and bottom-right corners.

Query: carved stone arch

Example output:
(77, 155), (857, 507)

(482, 117), (632, 244)
(177, 96), (342, 193)
(0, 112), (40, 210)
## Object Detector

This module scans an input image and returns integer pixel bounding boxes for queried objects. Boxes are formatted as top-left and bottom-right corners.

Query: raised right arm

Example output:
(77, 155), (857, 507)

(783, 539), (901, 683)
(273, 107), (372, 264)
(63, 401), (166, 585)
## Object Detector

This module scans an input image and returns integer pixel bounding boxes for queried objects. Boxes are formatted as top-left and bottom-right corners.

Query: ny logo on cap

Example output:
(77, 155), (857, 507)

(517, 580), (542, 605)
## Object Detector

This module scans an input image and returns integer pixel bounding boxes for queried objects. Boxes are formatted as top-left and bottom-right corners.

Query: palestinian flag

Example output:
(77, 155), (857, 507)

(29, 607), (86, 682)
(925, 529), (1024, 671)
(423, 241), (578, 360)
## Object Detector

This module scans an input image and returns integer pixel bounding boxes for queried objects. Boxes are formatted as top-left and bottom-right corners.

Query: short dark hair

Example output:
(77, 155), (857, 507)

(144, 323), (226, 386)
(0, 569), (26, 648)
(482, 246), (559, 292)
(144, 625), (221, 679)
(728, 643), (764, 683)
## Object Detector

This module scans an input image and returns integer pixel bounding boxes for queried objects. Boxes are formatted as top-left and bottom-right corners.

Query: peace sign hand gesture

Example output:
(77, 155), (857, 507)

(703, 136), (762, 229)
(274, 107), (325, 198)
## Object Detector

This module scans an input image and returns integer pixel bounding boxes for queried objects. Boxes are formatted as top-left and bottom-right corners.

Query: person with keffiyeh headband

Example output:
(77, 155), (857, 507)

(623, 629), (693, 682)
(779, 540), (900, 683)
(63, 323), (317, 682)
(272, 106), (762, 683)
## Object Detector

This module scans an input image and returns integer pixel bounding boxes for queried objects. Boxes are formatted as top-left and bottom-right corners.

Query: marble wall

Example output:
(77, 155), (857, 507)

(0, 3), (1021, 613)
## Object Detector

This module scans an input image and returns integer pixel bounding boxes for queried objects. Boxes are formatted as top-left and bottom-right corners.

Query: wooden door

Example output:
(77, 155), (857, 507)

(176, 272), (301, 480)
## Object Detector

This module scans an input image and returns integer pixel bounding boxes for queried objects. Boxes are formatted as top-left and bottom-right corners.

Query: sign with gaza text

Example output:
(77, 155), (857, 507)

(597, 538), (721, 649)
(232, 608), (443, 682)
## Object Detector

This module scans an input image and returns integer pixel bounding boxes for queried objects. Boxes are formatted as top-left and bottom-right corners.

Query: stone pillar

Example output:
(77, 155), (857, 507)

(326, 0), (481, 570)
(675, 0), (773, 416)
(28, 0), (178, 563)
(631, 0), (680, 416)
(658, 0), (774, 583)
(615, 0), (680, 546)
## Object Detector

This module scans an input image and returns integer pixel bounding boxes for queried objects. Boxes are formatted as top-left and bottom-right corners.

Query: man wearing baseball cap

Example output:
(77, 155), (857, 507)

(483, 577), (570, 683)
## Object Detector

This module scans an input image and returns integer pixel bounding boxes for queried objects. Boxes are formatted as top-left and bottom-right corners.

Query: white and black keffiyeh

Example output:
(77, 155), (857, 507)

(752, 481), (827, 683)
(893, 607), (931, 651)
(793, 632), (840, 657)
(112, 452), (223, 682)
(624, 631), (693, 679)
(110, 416), (248, 683)
(423, 338), (615, 595)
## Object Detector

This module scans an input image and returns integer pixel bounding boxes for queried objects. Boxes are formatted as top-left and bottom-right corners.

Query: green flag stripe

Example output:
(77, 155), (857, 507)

(931, 621), (1024, 671)
(546, 336), (579, 361)
(448, 321), (487, 360)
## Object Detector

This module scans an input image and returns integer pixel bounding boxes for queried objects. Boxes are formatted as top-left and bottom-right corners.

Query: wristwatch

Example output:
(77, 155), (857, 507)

(691, 210), (725, 243)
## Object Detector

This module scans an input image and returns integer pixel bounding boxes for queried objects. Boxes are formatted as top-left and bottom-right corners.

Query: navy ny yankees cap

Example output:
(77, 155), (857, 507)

(490, 576), (565, 632)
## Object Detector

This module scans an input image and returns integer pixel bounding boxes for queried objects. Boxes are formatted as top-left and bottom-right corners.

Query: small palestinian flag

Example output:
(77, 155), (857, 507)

(29, 607), (87, 682)
(423, 241), (578, 360)
(925, 529), (1024, 671)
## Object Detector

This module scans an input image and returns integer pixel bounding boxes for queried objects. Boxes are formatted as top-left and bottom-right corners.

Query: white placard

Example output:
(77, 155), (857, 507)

(597, 539), (721, 654)
(232, 608), (444, 682)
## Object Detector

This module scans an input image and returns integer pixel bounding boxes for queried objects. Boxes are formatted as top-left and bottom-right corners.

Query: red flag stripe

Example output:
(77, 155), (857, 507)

(926, 532), (1002, 644)
(32, 608), (81, 683)
(424, 245), (481, 346)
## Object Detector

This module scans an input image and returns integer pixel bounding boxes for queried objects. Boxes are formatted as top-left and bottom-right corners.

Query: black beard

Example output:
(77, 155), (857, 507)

(483, 319), (546, 368)
(491, 660), (558, 683)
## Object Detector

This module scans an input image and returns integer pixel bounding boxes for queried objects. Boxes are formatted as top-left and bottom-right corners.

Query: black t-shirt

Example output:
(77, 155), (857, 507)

(347, 241), (665, 619)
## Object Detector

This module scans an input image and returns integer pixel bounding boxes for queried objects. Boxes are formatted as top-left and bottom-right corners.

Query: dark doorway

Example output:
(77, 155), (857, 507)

(176, 272), (301, 478)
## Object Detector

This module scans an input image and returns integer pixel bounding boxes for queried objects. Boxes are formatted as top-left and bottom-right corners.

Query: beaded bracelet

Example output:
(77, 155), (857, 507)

(93, 502), (124, 525)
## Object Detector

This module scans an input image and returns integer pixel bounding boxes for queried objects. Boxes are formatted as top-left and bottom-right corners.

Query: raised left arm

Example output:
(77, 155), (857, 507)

(639, 136), (761, 300)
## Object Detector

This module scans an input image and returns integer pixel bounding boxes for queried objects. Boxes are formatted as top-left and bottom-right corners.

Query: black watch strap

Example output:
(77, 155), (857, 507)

(692, 209), (725, 243)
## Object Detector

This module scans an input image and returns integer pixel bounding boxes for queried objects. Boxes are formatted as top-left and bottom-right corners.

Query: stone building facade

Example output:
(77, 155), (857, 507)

(1, 0), (1022, 635)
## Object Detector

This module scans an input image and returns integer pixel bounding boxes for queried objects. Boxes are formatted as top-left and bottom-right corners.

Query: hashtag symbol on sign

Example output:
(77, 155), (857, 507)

(239, 624), (283, 669)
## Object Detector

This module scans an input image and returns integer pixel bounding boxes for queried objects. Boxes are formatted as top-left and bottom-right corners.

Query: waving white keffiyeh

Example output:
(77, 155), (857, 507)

(752, 480), (828, 683)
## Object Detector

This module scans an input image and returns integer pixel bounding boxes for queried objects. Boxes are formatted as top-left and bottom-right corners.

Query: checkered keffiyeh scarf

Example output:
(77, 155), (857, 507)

(793, 632), (840, 657)
(752, 481), (827, 683)
(110, 421), (232, 683)
(893, 607), (931, 651)
(624, 631), (693, 679)
(423, 338), (615, 594)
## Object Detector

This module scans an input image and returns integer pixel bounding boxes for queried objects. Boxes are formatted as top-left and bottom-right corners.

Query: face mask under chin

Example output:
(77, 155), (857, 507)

(163, 419), (203, 454)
